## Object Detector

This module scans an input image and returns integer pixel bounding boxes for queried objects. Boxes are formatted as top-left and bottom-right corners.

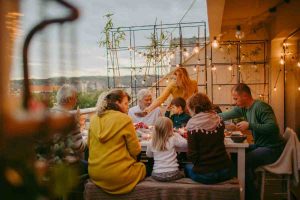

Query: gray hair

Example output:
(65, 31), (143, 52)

(137, 89), (152, 101)
(56, 84), (77, 105)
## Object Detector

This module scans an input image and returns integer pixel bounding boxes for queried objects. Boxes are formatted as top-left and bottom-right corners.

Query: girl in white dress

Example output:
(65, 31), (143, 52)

(146, 117), (187, 181)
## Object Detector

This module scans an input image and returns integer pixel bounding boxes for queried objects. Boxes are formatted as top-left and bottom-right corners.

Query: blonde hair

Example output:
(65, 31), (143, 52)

(152, 117), (173, 151)
(174, 67), (193, 99)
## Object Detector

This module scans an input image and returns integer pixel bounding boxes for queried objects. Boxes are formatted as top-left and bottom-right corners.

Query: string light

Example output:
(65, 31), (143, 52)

(298, 86), (300, 91)
(193, 65), (197, 71)
(280, 56), (285, 65)
(166, 78), (169, 83)
(228, 65), (233, 71)
(235, 25), (245, 40)
(183, 49), (189, 57)
(297, 61), (300, 67)
(170, 52), (175, 59)
(218, 85), (222, 90)
(273, 87), (277, 91)
(212, 36), (219, 48)
(211, 65), (217, 71)
(193, 43), (200, 53)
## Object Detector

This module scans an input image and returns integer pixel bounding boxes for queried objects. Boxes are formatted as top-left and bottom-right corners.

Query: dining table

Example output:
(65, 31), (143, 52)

(139, 131), (249, 200)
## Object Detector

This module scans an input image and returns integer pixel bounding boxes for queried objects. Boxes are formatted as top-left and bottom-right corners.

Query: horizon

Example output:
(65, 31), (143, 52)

(10, 0), (208, 80)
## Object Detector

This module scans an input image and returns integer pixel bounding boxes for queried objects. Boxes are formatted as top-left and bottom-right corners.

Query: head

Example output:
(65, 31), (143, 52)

(152, 117), (173, 151)
(187, 92), (213, 115)
(173, 67), (190, 87)
(56, 84), (77, 110)
(170, 97), (186, 114)
(231, 83), (253, 108)
(96, 89), (131, 116)
(137, 89), (152, 110)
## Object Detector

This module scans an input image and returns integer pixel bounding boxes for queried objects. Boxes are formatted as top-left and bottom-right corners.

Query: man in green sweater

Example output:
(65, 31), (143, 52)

(219, 83), (285, 200)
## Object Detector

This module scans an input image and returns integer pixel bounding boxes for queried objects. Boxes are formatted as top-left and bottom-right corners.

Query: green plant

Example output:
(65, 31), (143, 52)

(99, 13), (126, 85)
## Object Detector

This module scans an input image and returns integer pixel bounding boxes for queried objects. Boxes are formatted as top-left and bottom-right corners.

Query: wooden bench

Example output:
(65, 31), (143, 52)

(84, 177), (240, 200)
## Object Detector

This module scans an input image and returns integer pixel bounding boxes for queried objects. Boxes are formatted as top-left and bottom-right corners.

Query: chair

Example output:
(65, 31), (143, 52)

(256, 128), (300, 200)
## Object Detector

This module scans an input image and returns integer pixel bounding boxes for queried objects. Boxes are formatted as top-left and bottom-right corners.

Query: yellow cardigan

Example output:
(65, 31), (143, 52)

(88, 110), (146, 194)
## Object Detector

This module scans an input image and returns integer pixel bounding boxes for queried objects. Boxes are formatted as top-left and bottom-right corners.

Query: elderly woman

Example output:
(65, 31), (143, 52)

(141, 67), (198, 116)
(88, 89), (146, 194)
(184, 93), (232, 184)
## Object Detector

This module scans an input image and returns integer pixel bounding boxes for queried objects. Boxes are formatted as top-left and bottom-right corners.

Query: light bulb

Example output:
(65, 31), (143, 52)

(283, 42), (287, 47)
(280, 56), (285, 65)
(166, 79), (169, 83)
(170, 53), (175, 59)
(235, 25), (245, 40)
(193, 66), (197, 71)
(184, 51), (189, 57)
(297, 61), (300, 67)
(193, 46), (199, 53)
(228, 65), (233, 71)
(298, 86), (300, 91)
(273, 87), (277, 91)
(211, 65), (217, 71)
(176, 64), (180, 67)
(212, 37), (219, 48)
(218, 86), (221, 90)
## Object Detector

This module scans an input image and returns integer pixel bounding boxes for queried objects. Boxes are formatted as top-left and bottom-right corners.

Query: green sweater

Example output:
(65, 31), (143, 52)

(219, 100), (284, 148)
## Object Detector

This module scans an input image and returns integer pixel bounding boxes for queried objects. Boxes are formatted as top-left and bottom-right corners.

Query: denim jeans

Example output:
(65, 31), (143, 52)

(245, 144), (283, 200)
(184, 163), (232, 184)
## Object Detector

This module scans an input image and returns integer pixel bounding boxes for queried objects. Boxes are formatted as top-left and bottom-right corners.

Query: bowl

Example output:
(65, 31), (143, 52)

(230, 135), (247, 143)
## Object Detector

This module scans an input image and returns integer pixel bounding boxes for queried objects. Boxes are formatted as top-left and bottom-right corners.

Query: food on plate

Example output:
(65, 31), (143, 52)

(134, 122), (149, 129)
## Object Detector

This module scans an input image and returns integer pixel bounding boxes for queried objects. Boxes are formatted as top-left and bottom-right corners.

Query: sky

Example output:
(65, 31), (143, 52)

(11, 0), (208, 79)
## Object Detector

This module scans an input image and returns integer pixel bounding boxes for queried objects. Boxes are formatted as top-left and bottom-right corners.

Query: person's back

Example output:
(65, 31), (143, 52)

(146, 117), (187, 181)
(50, 84), (85, 160)
(88, 90), (146, 194)
(184, 93), (232, 184)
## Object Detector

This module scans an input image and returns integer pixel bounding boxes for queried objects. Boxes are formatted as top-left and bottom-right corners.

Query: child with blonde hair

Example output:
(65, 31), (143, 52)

(146, 117), (187, 181)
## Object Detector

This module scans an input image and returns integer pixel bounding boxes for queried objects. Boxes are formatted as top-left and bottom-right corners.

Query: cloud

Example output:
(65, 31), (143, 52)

(11, 0), (208, 79)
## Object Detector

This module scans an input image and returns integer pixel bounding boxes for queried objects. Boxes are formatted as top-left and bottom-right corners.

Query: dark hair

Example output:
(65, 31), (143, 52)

(187, 92), (213, 114)
(171, 97), (186, 110)
(106, 90), (131, 112)
(232, 83), (252, 96)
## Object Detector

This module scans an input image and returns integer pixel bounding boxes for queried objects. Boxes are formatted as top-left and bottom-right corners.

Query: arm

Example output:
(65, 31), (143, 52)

(248, 104), (279, 134)
(173, 132), (187, 148)
(124, 122), (141, 159)
(146, 141), (153, 157)
(145, 82), (174, 113)
(218, 106), (242, 121)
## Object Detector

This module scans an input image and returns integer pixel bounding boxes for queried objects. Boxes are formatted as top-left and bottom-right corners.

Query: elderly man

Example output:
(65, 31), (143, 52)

(219, 83), (285, 200)
(128, 89), (162, 126)
(51, 84), (86, 159)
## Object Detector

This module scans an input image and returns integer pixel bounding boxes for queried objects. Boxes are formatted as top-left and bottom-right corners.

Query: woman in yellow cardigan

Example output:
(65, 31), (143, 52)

(88, 89), (146, 194)
(139, 67), (198, 116)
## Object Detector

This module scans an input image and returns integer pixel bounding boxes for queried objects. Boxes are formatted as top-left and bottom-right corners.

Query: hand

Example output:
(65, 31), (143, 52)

(236, 121), (249, 131)
(225, 123), (237, 131)
(134, 111), (148, 117)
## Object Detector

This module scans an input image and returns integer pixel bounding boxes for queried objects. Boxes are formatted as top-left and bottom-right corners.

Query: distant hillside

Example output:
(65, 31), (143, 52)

(10, 75), (162, 91)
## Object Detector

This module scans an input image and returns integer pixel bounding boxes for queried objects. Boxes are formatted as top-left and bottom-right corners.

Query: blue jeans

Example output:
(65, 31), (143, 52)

(245, 144), (283, 200)
(184, 163), (232, 184)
